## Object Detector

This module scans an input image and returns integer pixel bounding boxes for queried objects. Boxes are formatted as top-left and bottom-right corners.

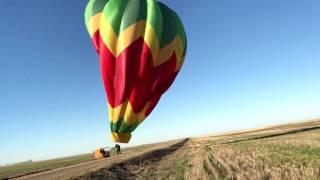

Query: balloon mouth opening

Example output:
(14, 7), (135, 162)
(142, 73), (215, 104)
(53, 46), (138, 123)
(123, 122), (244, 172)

(111, 132), (131, 143)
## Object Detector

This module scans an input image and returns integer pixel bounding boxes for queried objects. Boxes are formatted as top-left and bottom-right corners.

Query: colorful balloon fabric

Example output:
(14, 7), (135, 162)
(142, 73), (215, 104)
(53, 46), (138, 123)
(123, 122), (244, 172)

(85, 0), (187, 143)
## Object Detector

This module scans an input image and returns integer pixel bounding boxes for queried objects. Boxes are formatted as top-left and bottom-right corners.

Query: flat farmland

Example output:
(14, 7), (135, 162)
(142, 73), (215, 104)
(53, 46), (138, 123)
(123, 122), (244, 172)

(1, 120), (320, 180)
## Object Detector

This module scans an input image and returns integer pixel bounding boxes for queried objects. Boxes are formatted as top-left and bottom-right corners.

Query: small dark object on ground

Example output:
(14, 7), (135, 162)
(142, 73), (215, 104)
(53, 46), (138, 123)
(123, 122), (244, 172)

(115, 144), (121, 155)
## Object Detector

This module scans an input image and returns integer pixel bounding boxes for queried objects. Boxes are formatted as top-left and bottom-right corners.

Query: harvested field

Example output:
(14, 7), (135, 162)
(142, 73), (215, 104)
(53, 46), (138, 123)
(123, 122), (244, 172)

(78, 120), (320, 180)
(2, 120), (320, 180)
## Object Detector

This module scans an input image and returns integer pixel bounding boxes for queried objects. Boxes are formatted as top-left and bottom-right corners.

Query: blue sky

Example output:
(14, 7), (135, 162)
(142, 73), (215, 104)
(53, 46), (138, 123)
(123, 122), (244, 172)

(1, 0), (320, 165)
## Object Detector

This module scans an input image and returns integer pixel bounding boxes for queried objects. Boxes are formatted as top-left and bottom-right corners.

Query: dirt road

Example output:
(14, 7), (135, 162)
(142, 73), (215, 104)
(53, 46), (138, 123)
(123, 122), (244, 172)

(14, 139), (184, 180)
(78, 120), (320, 180)
(12, 120), (320, 180)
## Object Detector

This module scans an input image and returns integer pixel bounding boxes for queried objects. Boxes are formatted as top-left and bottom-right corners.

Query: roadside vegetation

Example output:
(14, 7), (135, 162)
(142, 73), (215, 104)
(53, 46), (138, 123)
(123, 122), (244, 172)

(1, 120), (320, 180)
(0, 154), (94, 179)
(198, 120), (320, 179)
(80, 120), (320, 180)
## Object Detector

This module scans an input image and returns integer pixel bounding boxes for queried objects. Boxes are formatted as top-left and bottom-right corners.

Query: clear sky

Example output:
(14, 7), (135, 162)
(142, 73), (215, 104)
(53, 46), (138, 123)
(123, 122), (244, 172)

(1, 0), (320, 165)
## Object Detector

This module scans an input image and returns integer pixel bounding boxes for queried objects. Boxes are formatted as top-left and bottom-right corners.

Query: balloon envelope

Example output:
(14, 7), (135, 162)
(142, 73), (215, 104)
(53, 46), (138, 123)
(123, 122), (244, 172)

(85, 0), (187, 143)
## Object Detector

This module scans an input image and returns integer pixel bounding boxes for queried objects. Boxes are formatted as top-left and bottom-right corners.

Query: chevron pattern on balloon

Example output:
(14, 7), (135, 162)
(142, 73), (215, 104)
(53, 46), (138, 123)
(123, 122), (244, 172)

(85, 0), (187, 143)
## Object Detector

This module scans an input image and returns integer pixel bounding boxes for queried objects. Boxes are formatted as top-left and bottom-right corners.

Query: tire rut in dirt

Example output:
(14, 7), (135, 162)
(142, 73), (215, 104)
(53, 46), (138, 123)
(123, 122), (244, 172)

(206, 148), (237, 179)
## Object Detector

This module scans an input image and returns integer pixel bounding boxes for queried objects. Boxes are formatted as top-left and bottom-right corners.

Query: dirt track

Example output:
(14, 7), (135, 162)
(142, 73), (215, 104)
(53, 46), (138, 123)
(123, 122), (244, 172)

(77, 138), (193, 180)
(76, 120), (320, 180)
(14, 139), (185, 180)
(13, 120), (320, 180)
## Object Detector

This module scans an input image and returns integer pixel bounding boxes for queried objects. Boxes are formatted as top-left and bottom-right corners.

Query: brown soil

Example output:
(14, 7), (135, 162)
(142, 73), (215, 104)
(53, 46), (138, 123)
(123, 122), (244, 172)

(13, 139), (183, 180)
(12, 119), (320, 180)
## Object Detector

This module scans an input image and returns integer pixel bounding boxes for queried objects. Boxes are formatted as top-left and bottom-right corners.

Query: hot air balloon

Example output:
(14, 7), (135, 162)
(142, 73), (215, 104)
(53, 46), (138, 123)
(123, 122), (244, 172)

(84, 0), (187, 143)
